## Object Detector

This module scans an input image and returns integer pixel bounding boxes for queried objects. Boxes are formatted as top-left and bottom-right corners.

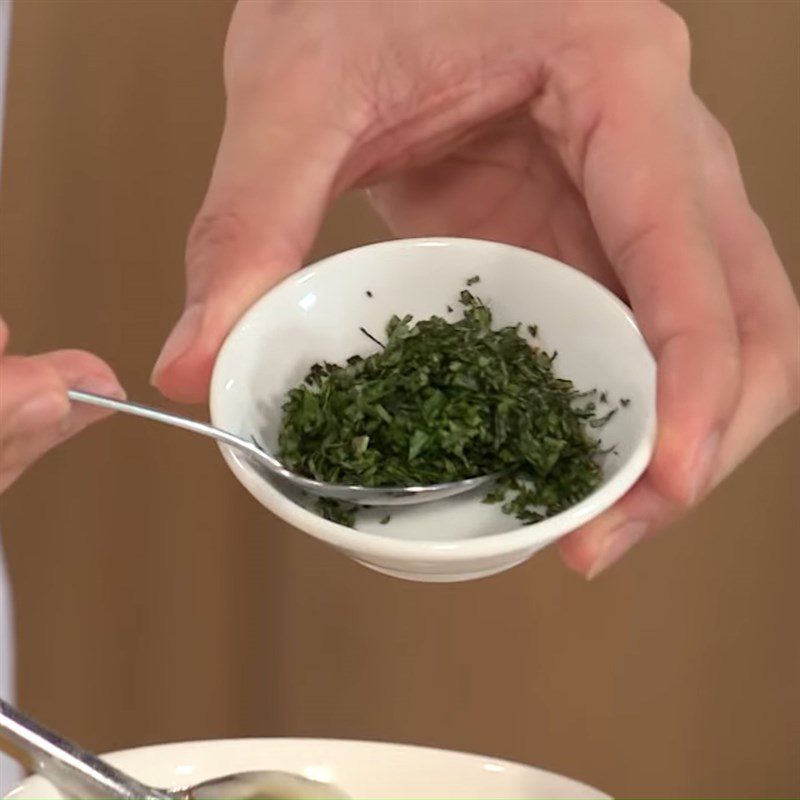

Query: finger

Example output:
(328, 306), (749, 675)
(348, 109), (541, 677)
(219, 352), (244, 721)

(560, 340), (796, 580)
(152, 5), (354, 403)
(0, 351), (124, 493)
(0, 316), (8, 355)
(150, 113), (351, 403)
(1, 349), (124, 440)
(29, 349), (126, 434)
(531, 9), (741, 508)
(692, 99), (800, 464)
(558, 96), (800, 580)
(558, 474), (674, 579)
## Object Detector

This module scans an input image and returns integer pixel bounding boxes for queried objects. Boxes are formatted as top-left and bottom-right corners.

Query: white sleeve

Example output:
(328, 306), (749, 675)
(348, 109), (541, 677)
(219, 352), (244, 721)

(0, 1), (24, 796)
(0, 544), (20, 797)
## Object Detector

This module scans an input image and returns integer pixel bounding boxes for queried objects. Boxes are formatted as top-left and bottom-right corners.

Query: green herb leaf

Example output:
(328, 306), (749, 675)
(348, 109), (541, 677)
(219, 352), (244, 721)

(315, 498), (358, 527)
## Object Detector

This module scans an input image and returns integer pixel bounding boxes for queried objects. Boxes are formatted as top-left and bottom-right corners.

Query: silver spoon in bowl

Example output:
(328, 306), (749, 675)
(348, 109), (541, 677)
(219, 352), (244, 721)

(0, 699), (347, 799)
(67, 390), (496, 506)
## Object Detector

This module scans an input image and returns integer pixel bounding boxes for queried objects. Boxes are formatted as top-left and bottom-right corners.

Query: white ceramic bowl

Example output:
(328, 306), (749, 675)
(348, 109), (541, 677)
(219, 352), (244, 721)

(210, 238), (656, 582)
(5, 738), (610, 799)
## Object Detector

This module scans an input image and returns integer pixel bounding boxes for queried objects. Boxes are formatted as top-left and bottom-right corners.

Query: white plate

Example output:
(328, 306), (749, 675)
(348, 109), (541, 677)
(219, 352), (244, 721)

(5, 738), (610, 799)
(210, 238), (656, 581)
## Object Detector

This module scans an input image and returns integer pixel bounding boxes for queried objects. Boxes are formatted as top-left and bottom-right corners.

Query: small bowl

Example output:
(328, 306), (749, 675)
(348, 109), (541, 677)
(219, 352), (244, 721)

(210, 238), (656, 582)
(5, 737), (610, 799)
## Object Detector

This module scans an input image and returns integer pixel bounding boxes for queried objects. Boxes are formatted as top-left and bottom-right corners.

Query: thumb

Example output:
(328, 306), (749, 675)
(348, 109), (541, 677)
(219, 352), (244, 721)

(152, 109), (351, 403)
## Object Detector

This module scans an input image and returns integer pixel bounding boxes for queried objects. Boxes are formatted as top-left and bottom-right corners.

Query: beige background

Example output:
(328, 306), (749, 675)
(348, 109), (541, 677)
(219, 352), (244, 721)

(1, 1), (798, 798)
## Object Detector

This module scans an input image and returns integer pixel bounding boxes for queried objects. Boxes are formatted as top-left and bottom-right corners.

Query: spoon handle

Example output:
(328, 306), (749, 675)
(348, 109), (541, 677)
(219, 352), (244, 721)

(0, 699), (172, 799)
(67, 390), (281, 470)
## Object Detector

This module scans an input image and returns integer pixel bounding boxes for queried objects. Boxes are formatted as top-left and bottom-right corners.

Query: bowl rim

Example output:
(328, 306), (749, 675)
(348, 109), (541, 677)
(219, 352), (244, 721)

(6, 736), (610, 799)
(210, 237), (656, 563)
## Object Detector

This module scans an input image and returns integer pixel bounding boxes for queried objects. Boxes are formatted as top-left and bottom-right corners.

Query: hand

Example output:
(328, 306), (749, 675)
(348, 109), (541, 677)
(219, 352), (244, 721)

(152, 0), (799, 576)
(0, 317), (125, 494)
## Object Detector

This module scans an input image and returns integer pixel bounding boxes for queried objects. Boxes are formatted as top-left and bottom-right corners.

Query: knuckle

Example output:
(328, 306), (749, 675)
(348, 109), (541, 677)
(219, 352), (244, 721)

(184, 208), (253, 301)
(531, 43), (606, 184)
(186, 208), (250, 270)
(185, 203), (304, 302)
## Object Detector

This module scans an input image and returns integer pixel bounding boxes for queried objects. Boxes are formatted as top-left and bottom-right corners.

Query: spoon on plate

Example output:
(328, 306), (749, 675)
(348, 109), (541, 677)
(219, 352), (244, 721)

(0, 699), (347, 799)
(67, 390), (496, 507)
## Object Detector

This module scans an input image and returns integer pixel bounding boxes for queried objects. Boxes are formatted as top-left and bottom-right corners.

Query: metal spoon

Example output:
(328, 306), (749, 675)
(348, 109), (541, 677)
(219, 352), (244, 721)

(67, 390), (496, 506)
(0, 699), (347, 799)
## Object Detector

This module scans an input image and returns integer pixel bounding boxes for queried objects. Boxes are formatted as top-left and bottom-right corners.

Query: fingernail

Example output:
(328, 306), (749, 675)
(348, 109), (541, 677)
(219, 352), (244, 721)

(151, 305), (203, 384)
(689, 431), (720, 503)
(587, 521), (649, 580)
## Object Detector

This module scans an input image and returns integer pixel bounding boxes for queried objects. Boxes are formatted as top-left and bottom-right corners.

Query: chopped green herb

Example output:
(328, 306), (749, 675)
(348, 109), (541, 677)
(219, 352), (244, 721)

(589, 408), (617, 428)
(359, 327), (384, 349)
(620, 397), (631, 407)
(379, 514), (391, 525)
(447, 305), (454, 313)
(315, 497), (358, 527)
(279, 290), (610, 526)
(366, 290), (373, 298)
(527, 325), (538, 338)
(466, 275), (480, 286)
(599, 391), (608, 404)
